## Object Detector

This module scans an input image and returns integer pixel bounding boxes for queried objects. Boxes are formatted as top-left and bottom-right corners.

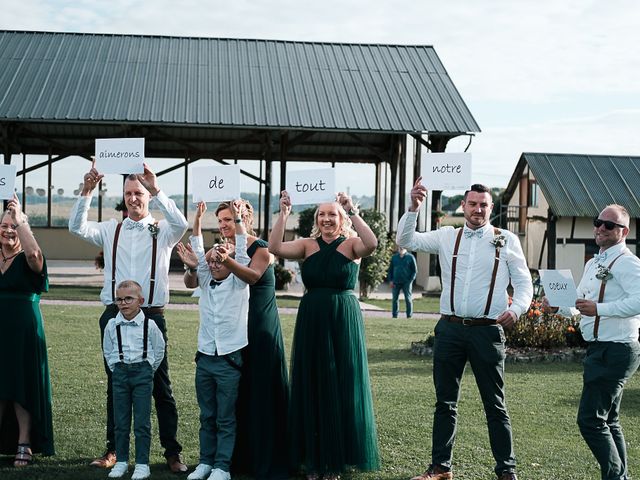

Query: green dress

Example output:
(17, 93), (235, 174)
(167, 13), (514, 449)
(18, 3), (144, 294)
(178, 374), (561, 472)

(233, 239), (290, 479)
(289, 237), (379, 475)
(0, 253), (54, 456)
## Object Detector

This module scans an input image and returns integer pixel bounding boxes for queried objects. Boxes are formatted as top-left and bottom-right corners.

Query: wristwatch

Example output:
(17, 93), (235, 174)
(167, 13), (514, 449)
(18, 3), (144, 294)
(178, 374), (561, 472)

(347, 207), (359, 217)
(183, 264), (197, 274)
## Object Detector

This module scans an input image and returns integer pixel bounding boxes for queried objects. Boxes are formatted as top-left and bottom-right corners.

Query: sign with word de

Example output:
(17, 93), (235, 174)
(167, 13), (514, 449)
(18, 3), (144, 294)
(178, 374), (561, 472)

(539, 269), (578, 307)
(420, 151), (472, 191)
(95, 138), (145, 174)
(191, 164), (241, 203)
(0, 164), (17, 200)
(286, 168), (336, 205)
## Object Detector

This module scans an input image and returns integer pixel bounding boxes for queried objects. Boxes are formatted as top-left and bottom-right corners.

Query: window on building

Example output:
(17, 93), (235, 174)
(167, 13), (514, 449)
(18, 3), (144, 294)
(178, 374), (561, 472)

(528, 180), (539, 207)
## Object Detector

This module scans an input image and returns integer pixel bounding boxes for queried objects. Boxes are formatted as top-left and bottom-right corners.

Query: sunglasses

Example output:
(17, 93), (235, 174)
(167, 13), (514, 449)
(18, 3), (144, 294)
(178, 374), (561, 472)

(593, 218), (627, 230)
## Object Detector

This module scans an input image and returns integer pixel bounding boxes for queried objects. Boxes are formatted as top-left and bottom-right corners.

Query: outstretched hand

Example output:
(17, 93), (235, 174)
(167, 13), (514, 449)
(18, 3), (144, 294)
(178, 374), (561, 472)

(5, 193), (24, 225)
(409, 176), (428, 212)
(279, 190), (292, 216)
(82, 159), (105, 195)
(176, 242), (198, 269)
(136, 163), (160, 196)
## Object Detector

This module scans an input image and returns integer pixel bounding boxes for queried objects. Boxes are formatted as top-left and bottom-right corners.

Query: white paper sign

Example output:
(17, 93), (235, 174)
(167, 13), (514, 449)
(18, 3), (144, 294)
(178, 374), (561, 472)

(191, 164), (241, 203)
(0, 164), (17, 200)
(95, 138), (145, 174)
(539, 269), (578, 307)
(286, 168), (336, 205)
(420, 152), (472, 191)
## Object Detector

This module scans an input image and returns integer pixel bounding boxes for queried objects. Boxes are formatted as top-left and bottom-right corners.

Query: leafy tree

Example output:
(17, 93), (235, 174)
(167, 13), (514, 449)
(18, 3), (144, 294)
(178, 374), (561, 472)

(358, 209), (394, 299)
(295, 207), (316, 238)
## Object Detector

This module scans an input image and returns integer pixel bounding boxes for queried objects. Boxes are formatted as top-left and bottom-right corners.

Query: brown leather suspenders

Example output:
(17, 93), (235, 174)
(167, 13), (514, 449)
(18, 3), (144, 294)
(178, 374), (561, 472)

(111, 222), (159, 305)
(593, 252), (626, 340)
(450, 227), (502, 317)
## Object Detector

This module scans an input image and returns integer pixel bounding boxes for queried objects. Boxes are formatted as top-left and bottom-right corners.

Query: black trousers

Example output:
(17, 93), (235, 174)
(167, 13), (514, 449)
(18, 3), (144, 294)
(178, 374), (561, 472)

(99, 304), (182, 457)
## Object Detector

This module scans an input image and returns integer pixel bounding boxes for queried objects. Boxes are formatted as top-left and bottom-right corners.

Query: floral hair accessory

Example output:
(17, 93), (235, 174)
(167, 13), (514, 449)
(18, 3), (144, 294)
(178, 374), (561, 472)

(595, 263), (613, 281)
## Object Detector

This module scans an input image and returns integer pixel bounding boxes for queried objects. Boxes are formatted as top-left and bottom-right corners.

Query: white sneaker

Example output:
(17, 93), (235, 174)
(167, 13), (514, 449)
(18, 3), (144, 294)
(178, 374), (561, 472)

(108, 462), (128, 478)
(207, 468), (231, 480)
(131, 463), (151, 480)
(188, 464), (213, 480)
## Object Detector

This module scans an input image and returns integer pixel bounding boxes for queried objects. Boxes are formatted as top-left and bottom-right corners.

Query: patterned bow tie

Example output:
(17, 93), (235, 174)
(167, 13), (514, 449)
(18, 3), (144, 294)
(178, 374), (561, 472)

(593, 252), (608, 263)
(124, 221), (145, 231)
(464, 228), (484, 239)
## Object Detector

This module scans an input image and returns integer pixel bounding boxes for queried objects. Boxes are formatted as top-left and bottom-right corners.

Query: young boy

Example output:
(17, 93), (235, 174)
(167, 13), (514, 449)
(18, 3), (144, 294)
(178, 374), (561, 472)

(103, 280), (165, 480)
(187, 201), (250, 480)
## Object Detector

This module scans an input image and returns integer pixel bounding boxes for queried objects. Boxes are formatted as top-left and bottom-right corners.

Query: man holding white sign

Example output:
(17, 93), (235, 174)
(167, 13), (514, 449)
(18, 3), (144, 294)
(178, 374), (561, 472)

(69, 161), (189, 473)
(544, 204), (640, 480)
(397, 179), (532, 480)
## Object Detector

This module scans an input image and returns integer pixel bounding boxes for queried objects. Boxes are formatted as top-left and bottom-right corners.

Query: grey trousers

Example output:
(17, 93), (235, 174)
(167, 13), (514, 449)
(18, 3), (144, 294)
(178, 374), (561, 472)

(112, 362), (154, 464)
(195, 351), (242, 471)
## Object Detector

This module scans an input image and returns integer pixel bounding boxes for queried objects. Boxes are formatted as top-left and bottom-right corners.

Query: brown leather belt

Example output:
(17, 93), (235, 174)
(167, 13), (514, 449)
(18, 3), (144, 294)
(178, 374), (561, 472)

(442, 314), (497, 326)
(142, 306), (165, 316)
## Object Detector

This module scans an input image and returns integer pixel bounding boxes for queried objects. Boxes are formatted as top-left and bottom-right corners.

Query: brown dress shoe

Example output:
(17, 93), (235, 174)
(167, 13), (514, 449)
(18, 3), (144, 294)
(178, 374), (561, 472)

(89, 450), (116, 468)
(498, 473), (517, 480)
(411, 464), (453, 480)
(167, 454), (188, 473)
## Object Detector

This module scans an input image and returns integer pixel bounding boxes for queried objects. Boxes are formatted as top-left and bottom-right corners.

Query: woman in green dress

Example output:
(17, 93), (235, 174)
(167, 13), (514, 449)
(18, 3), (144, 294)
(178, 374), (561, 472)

(178, 200), (289, 479)
(269, 191), (380, 480)
(0, 194), (54, 466)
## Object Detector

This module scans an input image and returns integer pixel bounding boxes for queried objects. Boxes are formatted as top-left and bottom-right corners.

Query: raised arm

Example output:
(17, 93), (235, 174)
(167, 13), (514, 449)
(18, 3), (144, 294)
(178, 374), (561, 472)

(68, 159), (107, 245)
(142, 163), (188, 244)
(268, 190), (307, 260)
(7, 194), (43, 273)
(176, 242), (199, 288)
(337, 192), (377, 259)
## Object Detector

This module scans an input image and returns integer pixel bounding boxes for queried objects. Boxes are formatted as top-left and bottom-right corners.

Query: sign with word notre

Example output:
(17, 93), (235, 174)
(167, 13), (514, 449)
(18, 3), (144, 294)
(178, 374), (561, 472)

(0, 164), (17, 200)
(539, 269), (578, 307)
(421, 151), (472, 191)
(286, 168), (336, 205)
(95, 138), (145, 174)
(191, 164), (241, 203)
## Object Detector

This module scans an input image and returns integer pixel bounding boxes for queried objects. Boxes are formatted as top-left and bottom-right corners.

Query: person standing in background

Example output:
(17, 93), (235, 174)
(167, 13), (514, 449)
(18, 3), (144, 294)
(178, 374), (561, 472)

(388, 245), (417, 318)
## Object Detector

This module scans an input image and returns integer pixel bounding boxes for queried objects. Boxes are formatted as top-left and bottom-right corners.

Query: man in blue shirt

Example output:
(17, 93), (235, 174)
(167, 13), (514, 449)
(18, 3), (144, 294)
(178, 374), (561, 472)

(388, 245), (418, 318)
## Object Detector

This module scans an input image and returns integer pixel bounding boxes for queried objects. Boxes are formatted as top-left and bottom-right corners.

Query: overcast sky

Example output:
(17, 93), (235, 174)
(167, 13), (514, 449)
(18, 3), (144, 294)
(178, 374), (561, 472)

(3, 0), (639, 197)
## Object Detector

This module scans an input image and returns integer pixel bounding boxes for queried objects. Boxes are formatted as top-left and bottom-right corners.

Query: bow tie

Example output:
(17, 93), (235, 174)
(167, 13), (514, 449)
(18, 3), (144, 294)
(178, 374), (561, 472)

(210, 279), (223, 289)
(124, 221), (145, 231)
(593, 252), (608, 263)
(464, 228), (484, 239)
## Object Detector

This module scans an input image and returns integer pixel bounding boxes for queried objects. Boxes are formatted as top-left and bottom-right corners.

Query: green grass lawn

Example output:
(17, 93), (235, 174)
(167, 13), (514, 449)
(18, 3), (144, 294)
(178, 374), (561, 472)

(1, 305), (639, 479)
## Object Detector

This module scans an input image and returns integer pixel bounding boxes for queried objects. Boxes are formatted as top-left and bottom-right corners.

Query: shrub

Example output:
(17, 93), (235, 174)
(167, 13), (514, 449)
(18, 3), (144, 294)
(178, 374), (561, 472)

(358, 209), (394, 298)
(295, 207), (316, 238)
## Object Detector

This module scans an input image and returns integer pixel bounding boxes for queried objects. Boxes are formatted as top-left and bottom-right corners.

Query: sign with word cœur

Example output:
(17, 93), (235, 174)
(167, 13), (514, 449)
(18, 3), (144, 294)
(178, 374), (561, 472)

(95, 138), (145, 174)
(0, 164), (17, 200)
(539, 269), (578, 307)
(421, 152), (472, 191)
(191, 164), (241, 203)
(286, 168), (336, 205)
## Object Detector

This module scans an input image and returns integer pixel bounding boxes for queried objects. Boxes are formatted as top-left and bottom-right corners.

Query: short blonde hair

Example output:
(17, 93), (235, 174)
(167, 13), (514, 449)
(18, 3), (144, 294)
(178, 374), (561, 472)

(116, 280), (143, 295)
(309, 202), (357, 239)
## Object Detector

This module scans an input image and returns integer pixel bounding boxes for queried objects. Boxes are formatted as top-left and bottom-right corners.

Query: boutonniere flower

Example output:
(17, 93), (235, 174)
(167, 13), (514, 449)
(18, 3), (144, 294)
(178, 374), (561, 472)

(490, 232), (506, 248)
(148, 223), (160, 239)
(595, 263), (613, 281)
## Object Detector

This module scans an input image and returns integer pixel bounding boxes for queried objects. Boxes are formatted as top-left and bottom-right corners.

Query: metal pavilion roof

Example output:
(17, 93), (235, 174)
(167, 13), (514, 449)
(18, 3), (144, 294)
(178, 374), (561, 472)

(507, 152), (640, 217)
(0, 30), (479, 135)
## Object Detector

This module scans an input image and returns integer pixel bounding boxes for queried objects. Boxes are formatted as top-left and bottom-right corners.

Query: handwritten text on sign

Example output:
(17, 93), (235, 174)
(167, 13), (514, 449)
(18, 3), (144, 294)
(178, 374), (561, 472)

(0, 164), (17, 200)
(420, 151), (472, 191)
(286, 168), (336, 205)
(539, 269), (578, 307)
(95, 138), (145, 174)
(191, 164), (241, 203)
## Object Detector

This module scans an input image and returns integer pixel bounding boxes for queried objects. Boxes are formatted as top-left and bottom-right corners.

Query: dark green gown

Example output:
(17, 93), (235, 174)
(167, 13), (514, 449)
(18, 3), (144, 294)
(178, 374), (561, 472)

(289, 237), (379, 475)
(233, 239), (290, 479)
(0, 253), (54, 456)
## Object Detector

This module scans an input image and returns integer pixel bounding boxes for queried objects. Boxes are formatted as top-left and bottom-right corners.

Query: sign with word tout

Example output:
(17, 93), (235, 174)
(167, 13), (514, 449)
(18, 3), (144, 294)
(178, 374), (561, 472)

(191, 164), (241, 203)
(539, 269), (578, 307)
(0, 164), (17, 200)
(95, 138), (145, 174)
(286, 168), (336, 205)
(421, 152), (472, 191)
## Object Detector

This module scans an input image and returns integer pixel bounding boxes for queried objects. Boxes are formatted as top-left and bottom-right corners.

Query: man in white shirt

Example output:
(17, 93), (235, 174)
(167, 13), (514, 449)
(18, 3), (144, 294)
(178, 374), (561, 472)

(547, 204), (640, 480)
(397, 179), (532, 480)
(69, 161), (188, 472)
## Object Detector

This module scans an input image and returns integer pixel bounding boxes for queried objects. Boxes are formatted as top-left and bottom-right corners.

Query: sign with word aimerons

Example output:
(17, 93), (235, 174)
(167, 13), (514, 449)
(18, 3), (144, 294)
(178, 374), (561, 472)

(95, 138), (145, 174)
(420, 151), (472, 191)
(191, 164), (241, 203)
(0, 164), (17, 200)
(286, 168), (336, 205)
(539, 269), (578, 307)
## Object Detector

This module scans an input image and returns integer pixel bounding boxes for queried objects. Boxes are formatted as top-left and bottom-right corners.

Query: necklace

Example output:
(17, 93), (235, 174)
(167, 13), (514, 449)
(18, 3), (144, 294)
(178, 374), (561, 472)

(1, 248), (23, 263)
